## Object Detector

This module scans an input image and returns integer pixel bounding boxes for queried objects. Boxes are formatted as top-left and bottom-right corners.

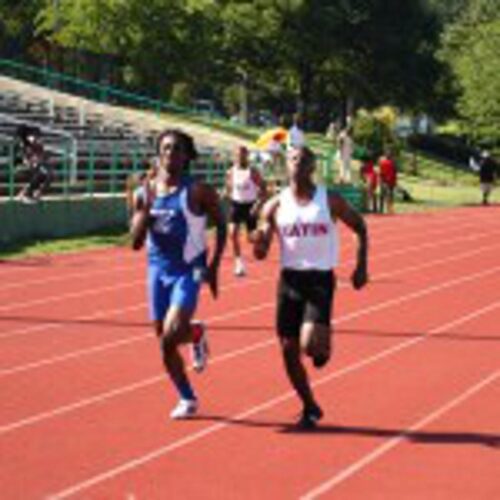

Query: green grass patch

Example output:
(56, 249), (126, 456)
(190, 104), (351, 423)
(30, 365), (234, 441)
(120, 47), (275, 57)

(2, 117), (491, 260)
(0, 227), (128, 259)
(398, 175), (499, 208)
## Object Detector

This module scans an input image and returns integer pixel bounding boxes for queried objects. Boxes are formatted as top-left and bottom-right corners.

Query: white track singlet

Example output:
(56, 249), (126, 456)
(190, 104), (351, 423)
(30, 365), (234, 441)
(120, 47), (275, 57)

(230, 167), (258, 203)
(276, 185), (338, 270)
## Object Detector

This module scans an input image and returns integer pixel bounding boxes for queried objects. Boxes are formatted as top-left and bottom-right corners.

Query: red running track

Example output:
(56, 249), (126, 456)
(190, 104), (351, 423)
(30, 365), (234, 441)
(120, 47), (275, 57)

(0, 206), (499, 499)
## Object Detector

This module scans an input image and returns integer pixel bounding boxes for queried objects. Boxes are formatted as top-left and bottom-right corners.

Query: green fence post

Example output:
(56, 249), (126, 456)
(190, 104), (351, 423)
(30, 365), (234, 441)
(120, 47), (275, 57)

(110, 142), (118, 194)
(321, 153), (330, 187)
(100, 85), (109, 103)
(131, 146), (139, 174)
(208, 155), (215, 186)
(223, 156), (231, 190)
(87, 139), (95, 196)
(7, 143), (15, 200)
(62, 143), (70, 197)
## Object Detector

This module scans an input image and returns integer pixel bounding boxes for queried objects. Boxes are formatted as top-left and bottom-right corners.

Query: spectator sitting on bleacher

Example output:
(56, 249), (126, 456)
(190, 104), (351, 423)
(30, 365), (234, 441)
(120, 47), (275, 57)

(15, 125), (52, 204)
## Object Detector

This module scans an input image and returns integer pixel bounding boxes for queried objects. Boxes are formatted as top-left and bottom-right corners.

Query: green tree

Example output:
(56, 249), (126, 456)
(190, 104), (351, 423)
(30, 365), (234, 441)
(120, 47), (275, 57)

(441, 0), (500, 145)
(0, 0), (45, 58)
(216, 0), (441, 126)
(36, 0), (221, 98)
(17, 0), (447, 129)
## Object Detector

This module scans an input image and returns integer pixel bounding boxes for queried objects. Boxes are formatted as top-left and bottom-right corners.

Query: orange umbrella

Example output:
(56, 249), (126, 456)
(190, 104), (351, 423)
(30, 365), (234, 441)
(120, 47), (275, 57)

(255, 127), (288, 150)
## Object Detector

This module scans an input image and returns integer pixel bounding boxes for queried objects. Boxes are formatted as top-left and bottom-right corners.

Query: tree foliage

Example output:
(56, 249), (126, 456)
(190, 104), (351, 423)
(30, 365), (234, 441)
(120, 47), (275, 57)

(0, 0), (45, 57)
(441, 0), (500, 144)
(0, 0), (457, 130)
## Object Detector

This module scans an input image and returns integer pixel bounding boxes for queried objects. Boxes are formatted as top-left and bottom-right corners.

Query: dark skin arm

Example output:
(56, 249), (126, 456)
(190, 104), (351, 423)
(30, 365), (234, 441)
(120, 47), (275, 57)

(190, 182), (227, 298)
(224, 169), (233, 200)
(329, 193), (369, 289)
(252, 195), (279, 260)
(129, 179), (154, 251)
(249, 167), (268, 218)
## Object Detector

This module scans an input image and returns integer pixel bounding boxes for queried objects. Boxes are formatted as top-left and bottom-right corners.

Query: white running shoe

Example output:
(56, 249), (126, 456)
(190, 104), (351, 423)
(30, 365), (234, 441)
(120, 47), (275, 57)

(18, 194), (37, 205)
(191, 321), (209, 373)
(170, 399), (198, 420)
(234, 259), (246, 277)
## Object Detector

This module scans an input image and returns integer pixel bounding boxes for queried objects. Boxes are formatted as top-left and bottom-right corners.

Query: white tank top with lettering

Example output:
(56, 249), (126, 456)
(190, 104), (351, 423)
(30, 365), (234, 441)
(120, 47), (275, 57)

(276, 185), (338, 270)
(231, 166), (258, 203)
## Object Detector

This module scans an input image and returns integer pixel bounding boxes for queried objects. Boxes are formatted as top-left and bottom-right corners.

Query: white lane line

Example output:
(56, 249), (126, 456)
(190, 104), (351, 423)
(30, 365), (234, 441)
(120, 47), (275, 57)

(301, 370), (500, 499)
(0, 301), (276, 378)
(0, 274), (275, 340)
(2, 212), (500, 310)
(0, 278), (143, 313)
(0, 338), (274, 436)
(2, 225), (499, 338)
(1, 207), (498, 284)
(2, 242), (499, 376)
(0, 260), (140, 293)
(47, 300), (500, 500)
(2, 268), (500, 437)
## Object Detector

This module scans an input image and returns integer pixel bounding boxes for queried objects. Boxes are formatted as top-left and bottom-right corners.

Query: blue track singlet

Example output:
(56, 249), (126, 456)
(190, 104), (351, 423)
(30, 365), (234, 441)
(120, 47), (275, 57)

(146, 176), (207, 320)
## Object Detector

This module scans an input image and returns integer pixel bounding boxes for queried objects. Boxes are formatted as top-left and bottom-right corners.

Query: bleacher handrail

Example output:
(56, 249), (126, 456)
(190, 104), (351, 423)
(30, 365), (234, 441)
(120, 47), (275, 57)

(0, 111), (75, 141)
(0, 57), (261, 138)
(0, 57), (193, 116)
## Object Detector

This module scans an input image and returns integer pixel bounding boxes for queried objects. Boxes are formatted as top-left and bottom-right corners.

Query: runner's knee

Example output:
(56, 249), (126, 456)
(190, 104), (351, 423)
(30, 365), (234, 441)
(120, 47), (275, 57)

(280, 337), (300, 360)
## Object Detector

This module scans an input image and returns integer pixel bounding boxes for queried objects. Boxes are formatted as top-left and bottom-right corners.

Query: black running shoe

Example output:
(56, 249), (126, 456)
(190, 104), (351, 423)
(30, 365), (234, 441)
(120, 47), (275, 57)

(297, 404), (324, 429)
(313, 355), (328, 368)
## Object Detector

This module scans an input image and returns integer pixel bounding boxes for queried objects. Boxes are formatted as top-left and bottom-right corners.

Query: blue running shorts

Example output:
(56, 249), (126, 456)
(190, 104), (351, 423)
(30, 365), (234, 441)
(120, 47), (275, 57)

(147, 266), (204, 321)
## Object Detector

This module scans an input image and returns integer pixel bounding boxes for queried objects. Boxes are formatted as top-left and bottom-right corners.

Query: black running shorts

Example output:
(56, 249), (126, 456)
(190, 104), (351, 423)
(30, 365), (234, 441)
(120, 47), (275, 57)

(228, 200), (257, 231)
(276, 268), (336, 338)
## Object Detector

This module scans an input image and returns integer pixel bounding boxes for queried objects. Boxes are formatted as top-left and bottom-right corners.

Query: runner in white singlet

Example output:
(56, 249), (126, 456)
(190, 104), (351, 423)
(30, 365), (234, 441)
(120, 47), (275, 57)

(225, 145), (267, 276)
(253, 146), (369, 428)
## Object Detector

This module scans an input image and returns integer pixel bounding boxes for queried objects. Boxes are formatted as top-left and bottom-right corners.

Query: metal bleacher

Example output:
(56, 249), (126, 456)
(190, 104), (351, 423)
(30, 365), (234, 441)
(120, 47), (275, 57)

(0, 64), (362, 210)
(0, 80), (231, 200)
(0, 88), (159, 197)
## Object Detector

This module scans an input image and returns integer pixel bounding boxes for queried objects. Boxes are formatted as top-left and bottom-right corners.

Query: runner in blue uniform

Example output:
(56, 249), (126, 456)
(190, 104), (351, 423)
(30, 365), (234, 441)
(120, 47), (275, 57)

(130, 129), (227, 420)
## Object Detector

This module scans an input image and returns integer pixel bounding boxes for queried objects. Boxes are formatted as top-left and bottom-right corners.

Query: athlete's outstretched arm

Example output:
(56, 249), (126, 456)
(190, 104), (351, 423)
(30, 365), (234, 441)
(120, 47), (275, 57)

(224, 169), (232, 201)
(195, 183), (227, 298)
(329, 193), (369, 289)
(253, 195), (279, 260)
(130, 181), (154, 251)
(250, 167), (268, 218)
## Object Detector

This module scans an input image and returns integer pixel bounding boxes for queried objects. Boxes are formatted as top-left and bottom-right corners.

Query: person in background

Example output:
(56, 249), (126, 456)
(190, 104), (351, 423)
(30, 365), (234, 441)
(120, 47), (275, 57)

(287, 113), (306, 150)
(253, 146), (369, 429)
(337, 125), (354, 184)
(378, 149), (398, 214)
(470, 150), (497, 206)
(225, 145), (267, 276)
(360, 154), (379, 213)
(15, 126), (52, 203)
(130, 128), (227, 420)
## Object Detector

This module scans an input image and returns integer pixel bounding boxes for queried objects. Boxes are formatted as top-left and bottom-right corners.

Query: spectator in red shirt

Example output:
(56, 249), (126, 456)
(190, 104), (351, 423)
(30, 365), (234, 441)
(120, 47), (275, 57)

(378, 150), (397, 214)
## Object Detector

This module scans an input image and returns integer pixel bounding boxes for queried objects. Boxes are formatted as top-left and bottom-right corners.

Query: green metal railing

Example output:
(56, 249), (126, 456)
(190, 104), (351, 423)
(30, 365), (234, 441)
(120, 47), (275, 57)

(1, 58), (181, 114)
(0, 138), (340, 198)
(0, 138), (233, 199)
(0, 58), (254, 138)
(1, 57), (366, 207)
